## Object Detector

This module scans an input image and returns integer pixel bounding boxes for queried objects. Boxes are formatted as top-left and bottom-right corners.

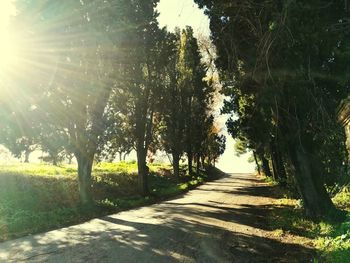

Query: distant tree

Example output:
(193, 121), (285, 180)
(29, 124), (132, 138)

(96, 108), (134, 162)
(191, 81), (215, 174)
(39, 126), (68, 166)
(0, 107), (38, 163)
(203, 125), (226, 167)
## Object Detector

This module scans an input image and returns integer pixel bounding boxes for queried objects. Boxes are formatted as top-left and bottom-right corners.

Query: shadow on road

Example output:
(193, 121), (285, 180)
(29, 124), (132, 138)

(0, 173), (315, 263)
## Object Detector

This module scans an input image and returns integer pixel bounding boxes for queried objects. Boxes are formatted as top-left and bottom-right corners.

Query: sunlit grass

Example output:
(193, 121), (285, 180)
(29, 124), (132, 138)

(0, 163), (77, 177)
(94, 161), (138, 175)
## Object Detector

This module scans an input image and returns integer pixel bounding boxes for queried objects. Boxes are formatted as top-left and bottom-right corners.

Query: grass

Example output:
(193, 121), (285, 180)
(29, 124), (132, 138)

(266, 182), (350, 262)
(0, 162), (214, 242)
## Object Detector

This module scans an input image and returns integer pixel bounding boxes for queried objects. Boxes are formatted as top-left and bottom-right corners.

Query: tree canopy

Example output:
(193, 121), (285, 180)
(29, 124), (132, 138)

(194, 0), (350, 218)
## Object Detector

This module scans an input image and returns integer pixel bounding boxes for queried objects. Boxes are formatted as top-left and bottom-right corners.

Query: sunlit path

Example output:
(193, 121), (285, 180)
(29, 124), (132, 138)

(0, 173), (314, 263)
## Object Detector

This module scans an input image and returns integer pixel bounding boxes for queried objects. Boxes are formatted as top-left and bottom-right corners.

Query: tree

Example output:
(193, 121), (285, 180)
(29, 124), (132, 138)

(0, 103), (38, 163)
(177, 27), (210, 175)
(13, 0), (129, 204)
(158, 30), (186, 178)
(96, 107), (134, 162)
(195, 0), (349, 218)
(108, 0), (166, 195)
(159, 27), (217, 178)
(202, 125), (226, 167)
(39, 126), (68, 166)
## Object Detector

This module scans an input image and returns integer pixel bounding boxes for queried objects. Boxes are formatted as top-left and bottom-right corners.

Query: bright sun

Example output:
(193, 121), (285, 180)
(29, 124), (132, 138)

(0, 0), (18, 70)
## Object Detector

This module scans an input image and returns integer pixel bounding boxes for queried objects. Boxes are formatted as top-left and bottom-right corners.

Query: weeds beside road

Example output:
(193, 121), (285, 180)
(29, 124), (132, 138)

(0, 162), (218, 241)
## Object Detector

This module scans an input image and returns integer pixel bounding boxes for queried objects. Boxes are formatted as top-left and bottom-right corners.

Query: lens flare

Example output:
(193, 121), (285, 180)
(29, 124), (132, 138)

(0, 34), (19, 70)
(0, 0), (18, 71)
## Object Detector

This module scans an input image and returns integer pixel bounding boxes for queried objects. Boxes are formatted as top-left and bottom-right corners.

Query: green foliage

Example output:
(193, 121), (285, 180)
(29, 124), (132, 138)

(332, 186), (350, 210)
(314, 212), (350, 263)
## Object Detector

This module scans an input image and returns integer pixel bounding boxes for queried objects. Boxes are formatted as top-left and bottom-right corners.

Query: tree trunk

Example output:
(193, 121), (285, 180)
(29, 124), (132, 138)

(172, 151), (180, 179)
(277, 153), (287, 181)
(52, 156), (58, 166)
(260, 154), (273, 178)
(253, 151), (261, 175)
(196, 154), (200, 175)
(119, 152), (122, 162)
(186, 95), (193, 176)
(76, 153), (94, 205)
(288, 144), (337, 218)
(201, 156), (205, 168)
(137, 148), (148, 196)
(270, 141), (286, 182)
(271, 155), (279, 181)
(24, 150), (30, 163)
(187, 149), (193, 176)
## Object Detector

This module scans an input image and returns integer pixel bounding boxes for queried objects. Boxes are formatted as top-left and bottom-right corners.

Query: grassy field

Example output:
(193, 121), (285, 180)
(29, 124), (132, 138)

(0, 162), (211, 242)
(266, 181), (350, 262)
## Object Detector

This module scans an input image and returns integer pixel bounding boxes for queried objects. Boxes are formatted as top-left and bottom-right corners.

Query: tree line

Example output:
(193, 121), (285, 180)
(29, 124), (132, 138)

(194, 0), (350, 219)
(0, 0), (225, 204)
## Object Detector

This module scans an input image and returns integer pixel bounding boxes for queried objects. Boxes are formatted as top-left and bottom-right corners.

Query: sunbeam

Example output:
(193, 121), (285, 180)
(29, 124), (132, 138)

(0, 0), (18, 70)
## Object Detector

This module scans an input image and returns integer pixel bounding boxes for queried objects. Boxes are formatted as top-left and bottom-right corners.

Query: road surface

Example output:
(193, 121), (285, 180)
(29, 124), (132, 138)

(0, 173), (314, 262)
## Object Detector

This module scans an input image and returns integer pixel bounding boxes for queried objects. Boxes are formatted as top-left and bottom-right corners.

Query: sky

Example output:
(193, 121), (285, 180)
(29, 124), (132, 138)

(157, 0), (210, 36)
(157, 0), (255, 173)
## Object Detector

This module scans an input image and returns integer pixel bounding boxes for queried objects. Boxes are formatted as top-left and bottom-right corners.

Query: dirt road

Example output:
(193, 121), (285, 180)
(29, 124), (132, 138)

(0, 173), (314, 262)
